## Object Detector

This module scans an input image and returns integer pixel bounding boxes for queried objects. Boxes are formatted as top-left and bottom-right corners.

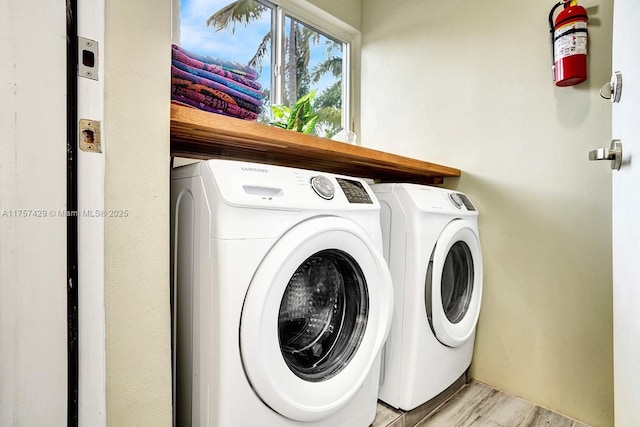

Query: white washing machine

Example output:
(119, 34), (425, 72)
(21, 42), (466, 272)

(371, 183), (483, 411)
(171, 159), (394, 426)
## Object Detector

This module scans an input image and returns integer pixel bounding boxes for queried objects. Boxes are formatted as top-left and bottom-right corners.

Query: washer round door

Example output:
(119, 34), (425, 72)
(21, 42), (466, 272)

(426, 219), (483, 348)
(240, 216), (393, 422)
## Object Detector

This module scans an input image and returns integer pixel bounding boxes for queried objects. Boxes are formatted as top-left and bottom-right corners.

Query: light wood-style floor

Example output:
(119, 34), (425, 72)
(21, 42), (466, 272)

(373, 381), (590, 427)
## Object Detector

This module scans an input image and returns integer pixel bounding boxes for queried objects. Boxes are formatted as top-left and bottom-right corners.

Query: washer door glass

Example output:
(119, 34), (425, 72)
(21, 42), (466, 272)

(239, 217), (393, 422)
(426, 219), (483, 348)
(440, 241), (474, 324)
(278, 249), (368, 382)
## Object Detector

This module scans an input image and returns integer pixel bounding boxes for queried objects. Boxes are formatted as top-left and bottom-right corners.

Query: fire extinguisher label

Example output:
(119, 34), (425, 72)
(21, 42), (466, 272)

(554, 22), (588, 62)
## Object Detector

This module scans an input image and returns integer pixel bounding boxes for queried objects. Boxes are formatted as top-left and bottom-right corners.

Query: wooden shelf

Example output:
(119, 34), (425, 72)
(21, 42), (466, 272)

(170, 104), (461, 185)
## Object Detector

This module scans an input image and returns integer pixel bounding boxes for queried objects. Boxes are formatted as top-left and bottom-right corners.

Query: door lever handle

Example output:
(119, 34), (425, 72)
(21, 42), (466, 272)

(599, 71), (623, 103)
(588, 148), (613, 161)
(589, 139), (622, 170)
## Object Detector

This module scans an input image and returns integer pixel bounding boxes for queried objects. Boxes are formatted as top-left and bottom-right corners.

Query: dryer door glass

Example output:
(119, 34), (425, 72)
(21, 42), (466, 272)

(441, 241), (474, 324)
(425, 219), (482, 347)
(278, 249), (369, 382)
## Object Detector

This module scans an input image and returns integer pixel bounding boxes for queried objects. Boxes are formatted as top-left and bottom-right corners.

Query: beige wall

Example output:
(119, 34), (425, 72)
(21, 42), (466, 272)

(361, 1), (613, 426)
(104, 0), (173, 425)
(308, 0), (361, 30)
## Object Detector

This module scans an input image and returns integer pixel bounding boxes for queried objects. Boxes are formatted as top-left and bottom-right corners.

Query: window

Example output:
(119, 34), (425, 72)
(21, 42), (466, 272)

(177, 0), (357, 138)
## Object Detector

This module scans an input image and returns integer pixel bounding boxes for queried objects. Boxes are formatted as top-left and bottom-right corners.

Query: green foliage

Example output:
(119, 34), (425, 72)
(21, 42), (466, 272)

(270, 91), (319, 135)
(206, 0), (267, 33)
(316, 106), (342, 138)
(314, 80), (341, 110)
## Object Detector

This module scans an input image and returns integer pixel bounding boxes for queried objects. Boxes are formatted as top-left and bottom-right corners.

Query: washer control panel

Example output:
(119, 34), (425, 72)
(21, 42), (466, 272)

(336, 178), (373, 204)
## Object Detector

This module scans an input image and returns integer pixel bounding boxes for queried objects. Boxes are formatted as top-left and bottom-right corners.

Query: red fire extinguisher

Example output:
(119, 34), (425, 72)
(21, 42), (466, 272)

(548, 0), (588, 87)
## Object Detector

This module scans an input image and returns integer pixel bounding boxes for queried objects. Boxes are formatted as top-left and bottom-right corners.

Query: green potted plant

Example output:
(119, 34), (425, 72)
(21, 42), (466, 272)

(270, 90), (318, 135)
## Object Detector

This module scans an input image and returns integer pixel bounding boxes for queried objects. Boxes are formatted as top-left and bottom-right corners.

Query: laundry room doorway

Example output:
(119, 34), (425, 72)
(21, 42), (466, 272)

(609, 0), (640, 424)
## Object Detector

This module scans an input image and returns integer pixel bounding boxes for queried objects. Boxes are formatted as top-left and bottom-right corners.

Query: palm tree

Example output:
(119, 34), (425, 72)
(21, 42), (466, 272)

(206, 0), (270, 69)
(286, 23), (321, 105)
(311, 43), (343, 137)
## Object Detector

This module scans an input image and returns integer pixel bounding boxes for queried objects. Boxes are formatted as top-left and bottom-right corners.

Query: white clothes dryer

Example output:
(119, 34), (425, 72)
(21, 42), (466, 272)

(371, 183), (483, 411)
(171, 159), (393, 426)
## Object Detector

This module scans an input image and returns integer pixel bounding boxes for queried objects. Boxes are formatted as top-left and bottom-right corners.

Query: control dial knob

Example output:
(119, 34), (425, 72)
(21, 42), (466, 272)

(310, 175), (335, 200)
(449, 193), (464, 209)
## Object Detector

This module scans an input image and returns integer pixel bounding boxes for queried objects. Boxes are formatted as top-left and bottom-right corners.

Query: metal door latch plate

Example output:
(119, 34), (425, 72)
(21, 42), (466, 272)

(78, 37), (99, 81)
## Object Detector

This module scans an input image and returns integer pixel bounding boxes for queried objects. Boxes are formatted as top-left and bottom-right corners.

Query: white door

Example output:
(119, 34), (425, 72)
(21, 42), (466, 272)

(610, 0), (640, 425)
(0, 1), (67, 425)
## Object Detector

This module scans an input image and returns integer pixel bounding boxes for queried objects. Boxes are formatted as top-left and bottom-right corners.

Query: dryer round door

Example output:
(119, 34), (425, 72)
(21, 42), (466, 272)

(426, 219), (483, 348)
(240, 216), (393, 422)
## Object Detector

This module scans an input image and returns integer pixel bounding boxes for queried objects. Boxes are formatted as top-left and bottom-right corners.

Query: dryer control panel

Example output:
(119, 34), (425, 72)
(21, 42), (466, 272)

(448, 193), (476, 211)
